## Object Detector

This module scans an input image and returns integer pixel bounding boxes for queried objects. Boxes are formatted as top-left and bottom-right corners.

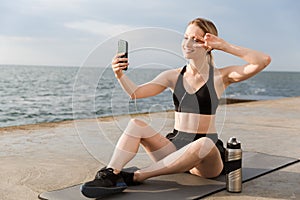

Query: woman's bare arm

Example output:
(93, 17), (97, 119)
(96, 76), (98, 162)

(202, 33), (271, 86)
(112, 53), (178, 99)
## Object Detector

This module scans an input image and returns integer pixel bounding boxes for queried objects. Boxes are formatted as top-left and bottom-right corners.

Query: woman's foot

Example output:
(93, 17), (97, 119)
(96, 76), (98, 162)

(120, 169), (142, 186)
(80, 167), (127, 198)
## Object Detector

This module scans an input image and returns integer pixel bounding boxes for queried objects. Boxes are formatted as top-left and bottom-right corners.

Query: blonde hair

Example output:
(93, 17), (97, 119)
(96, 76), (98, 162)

(188, 18), (218, 65)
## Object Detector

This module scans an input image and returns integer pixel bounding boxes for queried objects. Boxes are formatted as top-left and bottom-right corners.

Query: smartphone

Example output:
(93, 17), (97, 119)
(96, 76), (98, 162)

(117, 39), (128, 70)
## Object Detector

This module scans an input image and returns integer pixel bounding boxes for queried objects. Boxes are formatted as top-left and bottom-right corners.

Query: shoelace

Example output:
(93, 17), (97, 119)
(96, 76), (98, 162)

(95, 168), (114, 179)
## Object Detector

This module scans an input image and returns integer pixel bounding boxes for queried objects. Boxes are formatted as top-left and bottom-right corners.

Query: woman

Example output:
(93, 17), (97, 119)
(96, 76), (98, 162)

(81, 18), (271, 198)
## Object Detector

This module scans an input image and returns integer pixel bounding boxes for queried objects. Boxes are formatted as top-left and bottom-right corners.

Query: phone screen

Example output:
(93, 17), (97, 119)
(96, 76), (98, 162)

(117, 40), (128, 70)
(118, 40), (128, 70)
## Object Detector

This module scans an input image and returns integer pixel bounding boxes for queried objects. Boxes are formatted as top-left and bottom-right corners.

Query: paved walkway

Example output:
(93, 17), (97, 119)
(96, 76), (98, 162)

(0, 97), (299, 200)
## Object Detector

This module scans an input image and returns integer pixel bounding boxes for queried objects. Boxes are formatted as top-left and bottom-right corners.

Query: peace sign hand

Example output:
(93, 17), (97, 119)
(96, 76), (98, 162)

(202, 33), (227, 52)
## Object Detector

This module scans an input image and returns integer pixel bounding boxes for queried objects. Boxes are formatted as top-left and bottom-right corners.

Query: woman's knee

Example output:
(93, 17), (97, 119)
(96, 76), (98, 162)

(189, 137), (216, 159)
(124, 118), (157, 138)
(130, 118), (147, 126)
(189, 138), (223, 178)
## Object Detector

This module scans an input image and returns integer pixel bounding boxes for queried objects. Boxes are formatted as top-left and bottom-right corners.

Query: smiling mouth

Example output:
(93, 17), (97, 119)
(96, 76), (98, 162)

(184, 49), (194, 53)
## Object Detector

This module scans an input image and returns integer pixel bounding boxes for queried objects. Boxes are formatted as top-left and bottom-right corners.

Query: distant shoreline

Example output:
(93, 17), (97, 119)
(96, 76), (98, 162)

(1, 64), (300, 73)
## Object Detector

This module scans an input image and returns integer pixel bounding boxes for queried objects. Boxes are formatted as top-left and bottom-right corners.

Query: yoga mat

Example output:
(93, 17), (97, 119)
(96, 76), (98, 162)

(39, 152), (299, 200)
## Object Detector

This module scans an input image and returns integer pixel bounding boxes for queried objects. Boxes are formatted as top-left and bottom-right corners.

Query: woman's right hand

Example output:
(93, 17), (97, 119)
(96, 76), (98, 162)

(111, 53), (129, 79)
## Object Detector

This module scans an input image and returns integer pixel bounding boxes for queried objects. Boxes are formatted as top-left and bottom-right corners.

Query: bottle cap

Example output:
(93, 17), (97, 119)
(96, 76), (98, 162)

(227, 137), (241, 149)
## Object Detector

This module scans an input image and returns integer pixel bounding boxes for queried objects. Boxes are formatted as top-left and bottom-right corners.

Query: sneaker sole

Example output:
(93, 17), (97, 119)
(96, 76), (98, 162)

(80, 184), (127, 198)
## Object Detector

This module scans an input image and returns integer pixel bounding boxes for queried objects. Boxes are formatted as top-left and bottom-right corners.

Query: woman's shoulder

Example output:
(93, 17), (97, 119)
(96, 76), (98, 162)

(162, 67), (183, 76)
(161, 67), (183, 89)
(150, 67), (183, 90)
(212, 66), (226, 83)
(160, 67), (182, 81)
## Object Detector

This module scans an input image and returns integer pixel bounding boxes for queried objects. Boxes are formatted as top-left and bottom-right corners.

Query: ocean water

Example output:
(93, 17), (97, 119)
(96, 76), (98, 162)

(1, 65), (299, 128)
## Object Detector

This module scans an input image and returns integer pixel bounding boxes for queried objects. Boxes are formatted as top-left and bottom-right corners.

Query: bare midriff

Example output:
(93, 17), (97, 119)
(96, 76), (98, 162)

(174, 111), (217, 134)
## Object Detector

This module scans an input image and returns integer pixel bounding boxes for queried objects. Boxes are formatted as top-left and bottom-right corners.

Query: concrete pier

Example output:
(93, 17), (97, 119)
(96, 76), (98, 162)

(0, 97), (299, 200)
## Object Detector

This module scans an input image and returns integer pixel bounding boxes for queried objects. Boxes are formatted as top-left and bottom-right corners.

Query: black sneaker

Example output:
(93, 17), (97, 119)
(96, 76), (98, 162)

(80, 167), (127, 198)
(120, 167), (142, 186)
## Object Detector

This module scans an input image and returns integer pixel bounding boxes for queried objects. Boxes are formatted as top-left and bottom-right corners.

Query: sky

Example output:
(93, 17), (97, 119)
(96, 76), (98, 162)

(0, 0), (299, 71)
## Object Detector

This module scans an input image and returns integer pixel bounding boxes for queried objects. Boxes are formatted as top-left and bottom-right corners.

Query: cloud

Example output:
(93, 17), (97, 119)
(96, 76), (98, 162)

(0, 35), (50, 64)
(10, 0), (86, 14)
(1, 0), (300, 71)
(0, 35), (36, 43)
(0, 35), (93, 66)
(64, 20), (137, 37)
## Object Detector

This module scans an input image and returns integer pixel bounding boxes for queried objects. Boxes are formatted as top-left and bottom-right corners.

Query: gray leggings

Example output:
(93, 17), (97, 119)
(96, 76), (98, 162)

(166, 129), (226, 174)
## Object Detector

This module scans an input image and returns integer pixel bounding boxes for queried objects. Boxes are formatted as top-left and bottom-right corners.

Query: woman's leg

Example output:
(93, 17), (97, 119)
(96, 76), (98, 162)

(81, 118), (177, 198)
(107, 118), (176, 172)
(134, 137), (224, 181)
(189, 144), (224, 178)
(107, 118), (223, 181)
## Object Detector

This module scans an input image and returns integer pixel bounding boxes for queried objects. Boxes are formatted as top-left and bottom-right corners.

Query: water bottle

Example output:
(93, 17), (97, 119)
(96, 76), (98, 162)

(225, 137), (242, 192)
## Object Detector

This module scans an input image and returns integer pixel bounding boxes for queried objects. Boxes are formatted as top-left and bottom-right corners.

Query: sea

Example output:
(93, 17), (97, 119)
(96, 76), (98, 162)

(1, 65), (300, 128)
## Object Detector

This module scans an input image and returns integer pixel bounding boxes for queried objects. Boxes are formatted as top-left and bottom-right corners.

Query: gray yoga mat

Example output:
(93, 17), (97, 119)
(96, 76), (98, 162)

(39, 152), (299, 200)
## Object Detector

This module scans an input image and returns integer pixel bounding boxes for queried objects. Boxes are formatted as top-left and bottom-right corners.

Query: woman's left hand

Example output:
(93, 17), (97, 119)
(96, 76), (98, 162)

(203, 33), (227, 51)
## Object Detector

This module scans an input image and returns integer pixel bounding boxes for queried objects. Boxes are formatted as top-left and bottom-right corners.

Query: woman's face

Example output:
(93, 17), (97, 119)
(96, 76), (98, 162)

(182, 24), (206, 60)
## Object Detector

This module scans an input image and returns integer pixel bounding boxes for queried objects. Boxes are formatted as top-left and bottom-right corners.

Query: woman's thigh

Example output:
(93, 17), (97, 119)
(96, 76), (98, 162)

(141, 133), (174, 151)
(130, 119), (176, 161)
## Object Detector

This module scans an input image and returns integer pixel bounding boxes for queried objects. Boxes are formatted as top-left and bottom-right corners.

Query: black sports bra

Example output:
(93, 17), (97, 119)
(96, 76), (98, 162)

(172, 65), (219, 115)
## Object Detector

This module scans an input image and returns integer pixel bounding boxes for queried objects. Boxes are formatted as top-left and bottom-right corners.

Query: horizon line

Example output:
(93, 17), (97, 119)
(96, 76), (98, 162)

(0, 63), (299, 73)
